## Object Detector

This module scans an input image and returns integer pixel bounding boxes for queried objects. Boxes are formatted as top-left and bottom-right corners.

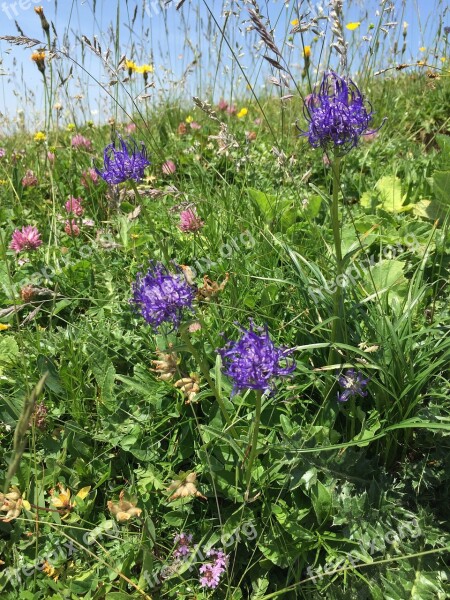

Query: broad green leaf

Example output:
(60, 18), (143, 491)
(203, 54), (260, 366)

(248, 187), (276, 221)
(0, 336), (19, 375)
(376, 176), (412, 213)
(361, 259), (408, 307)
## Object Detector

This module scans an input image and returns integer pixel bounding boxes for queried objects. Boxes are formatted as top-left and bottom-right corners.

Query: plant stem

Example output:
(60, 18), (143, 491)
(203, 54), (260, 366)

(179, 328), (238, 440)
(245, 390), (262, 494)
(328, 154), (344, 365)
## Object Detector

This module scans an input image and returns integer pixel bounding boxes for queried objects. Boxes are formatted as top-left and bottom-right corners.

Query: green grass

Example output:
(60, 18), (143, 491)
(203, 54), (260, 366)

(0, 1), (450, 598)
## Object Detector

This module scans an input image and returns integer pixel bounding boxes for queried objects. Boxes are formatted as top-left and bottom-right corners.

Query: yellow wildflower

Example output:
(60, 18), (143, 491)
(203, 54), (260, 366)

(237, 107), (248, 118)
(50, 484), (90, 519)
(42, 561), (60, 581)
(303, 45), (311, 58)
(440, 57), (446, 62)
(66, 123), (75, 132)
(291, 18), (299, 26)
(31, 50), (46, 74)
(136, 64), (154, 74)
(125, 59), (138, 74)
(0, 324), (10, 331)
(346, 22), (361, 31)
(0, 180), (7, 186)
(34, 131), (46, 142)
(31, 50), (45, 62)
(185, 115), (194, 123)
(419, 46), (426, 52)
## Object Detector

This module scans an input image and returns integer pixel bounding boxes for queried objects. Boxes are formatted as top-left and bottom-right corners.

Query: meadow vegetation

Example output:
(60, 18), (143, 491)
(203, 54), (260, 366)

(0, 1), (449, 598)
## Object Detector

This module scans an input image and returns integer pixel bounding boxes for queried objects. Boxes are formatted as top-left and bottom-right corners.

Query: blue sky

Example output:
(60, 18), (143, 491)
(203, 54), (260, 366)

(0, 0), (448, 130)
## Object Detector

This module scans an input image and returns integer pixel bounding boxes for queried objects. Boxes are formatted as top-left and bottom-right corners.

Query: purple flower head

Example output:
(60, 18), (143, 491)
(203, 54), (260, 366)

(10, 225), (42, 253)
(337, 368), (369, 403)
(173, 532), (193, 558)
(218, 321), (295, 396)
(0, 148), (6, 158)
(95, 136), (150, 185)
(199, 548), (228, 589)
(132, 262), (195, 331)
(444, 26), (450, 35)
(301, 71), (383, 154)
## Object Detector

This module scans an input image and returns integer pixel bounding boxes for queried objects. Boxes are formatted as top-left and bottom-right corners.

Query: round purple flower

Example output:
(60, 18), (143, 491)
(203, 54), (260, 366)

(95, 136), (150, 184)
(301, 71), (382, 154)
(218, 321), (295, 396)
(132, 262), (195, 331)
(337, 368), (369, 403)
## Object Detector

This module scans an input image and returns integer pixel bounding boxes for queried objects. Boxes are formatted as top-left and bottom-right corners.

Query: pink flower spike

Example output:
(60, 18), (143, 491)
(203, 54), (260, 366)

(162, 160), (176, 175)
(218, 98), (228, 111)
(71, 134), (92, 151)
(178, 208), (204, 233)
(21, 169), (38, 187)
(81, 167), (99, 188)
(65, 196), (84, 216)
(189, 121), (201, 130)
(64, 219), (80, 237)
(10, 226), (42, 253)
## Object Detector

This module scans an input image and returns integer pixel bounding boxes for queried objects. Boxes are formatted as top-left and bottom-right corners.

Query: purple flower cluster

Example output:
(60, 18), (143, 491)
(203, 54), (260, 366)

(95, 136), (150, 185)
(132, 262), (195, 331)
(337, 368), (369, 403)
(218, 321), (295, 396)
(199, 548), (228, 589)
(302, 71), (381, 154)
(173, 533), (193, 558)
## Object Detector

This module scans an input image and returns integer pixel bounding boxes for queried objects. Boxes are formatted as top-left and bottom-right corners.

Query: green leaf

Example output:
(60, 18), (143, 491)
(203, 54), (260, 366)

(376, 176), (412, 213)
(361, 259), (408, 307)
(310, 480), (332, 525)
(248, 187), (276, 222)
(0, 337), (19, 375)
(436, 133), (450, 166)
(37, 354), (67, 397)
(430, 170), (450, 213)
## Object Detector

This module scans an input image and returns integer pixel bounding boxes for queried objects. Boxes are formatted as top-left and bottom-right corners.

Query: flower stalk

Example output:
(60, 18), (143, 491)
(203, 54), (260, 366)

(329, 154), (345, 364)
(179, 328), (237, 439)
(245, 390), (262, 494)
